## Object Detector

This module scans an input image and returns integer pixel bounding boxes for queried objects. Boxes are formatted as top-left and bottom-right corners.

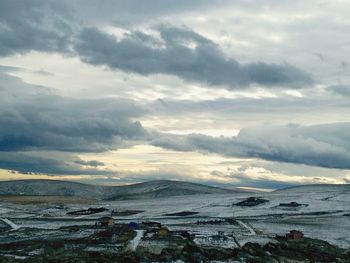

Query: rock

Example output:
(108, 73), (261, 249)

(242, 242), (264, 256)
(233, 197), (269, 207)
(203, 247), (237, 261)
(279, 202), (308, 208)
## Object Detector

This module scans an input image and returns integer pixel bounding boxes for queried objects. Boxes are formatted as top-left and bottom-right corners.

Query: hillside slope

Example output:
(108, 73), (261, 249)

(275, 184), (350, 193)
(0, 179), (246, 200)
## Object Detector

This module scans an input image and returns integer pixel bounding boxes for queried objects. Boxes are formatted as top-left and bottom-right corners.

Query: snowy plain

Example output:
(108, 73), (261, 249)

(1, 184), (349, 248)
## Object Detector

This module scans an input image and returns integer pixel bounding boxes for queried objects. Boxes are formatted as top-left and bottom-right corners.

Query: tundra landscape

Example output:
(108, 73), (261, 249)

(1, 0), (350, 262)
(1, 180), (350, 262)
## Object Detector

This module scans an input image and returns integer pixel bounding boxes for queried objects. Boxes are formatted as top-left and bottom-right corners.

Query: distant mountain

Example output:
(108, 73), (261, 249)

(275, 184), (350, 193)
(0, 179), (248, 200)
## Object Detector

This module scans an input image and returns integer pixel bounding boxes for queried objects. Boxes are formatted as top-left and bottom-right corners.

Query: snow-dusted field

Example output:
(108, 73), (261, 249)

(1, 184), (349, 248)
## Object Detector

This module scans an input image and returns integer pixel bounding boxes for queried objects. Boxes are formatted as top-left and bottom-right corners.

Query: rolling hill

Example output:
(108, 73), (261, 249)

(0, 179), (247, 200)
(274, 184), (350, 193)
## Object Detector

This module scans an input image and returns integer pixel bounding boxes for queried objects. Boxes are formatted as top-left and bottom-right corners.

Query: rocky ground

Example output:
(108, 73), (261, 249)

(1, 235), (349, 262)
(0, 221), (350, 263)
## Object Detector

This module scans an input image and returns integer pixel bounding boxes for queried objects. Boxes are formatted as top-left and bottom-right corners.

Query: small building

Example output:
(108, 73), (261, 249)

(158, 226), (170, 236)
(128, 221), (140, 229)
(97, 217), (114, 227)
(286, 230), (304, 240)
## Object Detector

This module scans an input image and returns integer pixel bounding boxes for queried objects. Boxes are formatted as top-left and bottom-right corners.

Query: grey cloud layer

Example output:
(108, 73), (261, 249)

(152, 123), (350, 169)
(0, 1), (313, 89)
(1, 70), (348, 174)
(1, 0), (350, 184)
(65, 0), (224, 26)
(0, 152), (112, 175)
(0, 71), (150, 175)
(328, 85), (350, 97)
(0, 72), (147, 153)
(150, 96), (348, 117)
(75, 27), (313, 89)
(0, 0), (72, 56)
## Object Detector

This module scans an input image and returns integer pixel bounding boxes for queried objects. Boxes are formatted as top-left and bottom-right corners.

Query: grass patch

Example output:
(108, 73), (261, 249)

(112, 210), (144, 216)
(0, 195), (96, 205)
(164, 211), (199, 217)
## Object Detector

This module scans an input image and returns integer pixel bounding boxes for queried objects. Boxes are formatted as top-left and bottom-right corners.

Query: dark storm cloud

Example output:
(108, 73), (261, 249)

(0, 72), (147, 153)
(75, 26), (313, 89)
(0, 1), (313, 89)
(0, 71), (148, 174)
(152, 123), (350, 169)
(0, 152), (112, 175)
(0, 0), (72, 56)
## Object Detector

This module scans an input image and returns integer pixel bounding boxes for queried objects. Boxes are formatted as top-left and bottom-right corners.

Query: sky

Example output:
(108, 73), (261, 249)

(0, 0), (350, 190)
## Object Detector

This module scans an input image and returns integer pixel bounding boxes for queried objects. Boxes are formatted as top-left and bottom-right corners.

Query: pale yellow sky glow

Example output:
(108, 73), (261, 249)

(78, 145), (239, 180)
(1, 145), (349, 189)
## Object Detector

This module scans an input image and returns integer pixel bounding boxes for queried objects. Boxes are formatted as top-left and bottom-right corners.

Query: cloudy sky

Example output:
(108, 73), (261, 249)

(1, 0), (350, 190)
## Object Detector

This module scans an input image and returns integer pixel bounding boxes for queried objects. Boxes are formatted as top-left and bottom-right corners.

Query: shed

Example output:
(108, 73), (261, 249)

(159, 226), (170, 236)
(286, 230), (304, 240)
(128, 221), (139, 229)
(97, 217), (115, 227)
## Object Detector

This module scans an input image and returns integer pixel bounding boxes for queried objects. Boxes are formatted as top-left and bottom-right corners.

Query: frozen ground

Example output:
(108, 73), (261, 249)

(0, 184), (349, 248)
(127, 230), (145, 251)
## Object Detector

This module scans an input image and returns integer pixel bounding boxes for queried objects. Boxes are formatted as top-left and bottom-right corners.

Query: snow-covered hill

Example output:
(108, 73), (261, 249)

(0, 179), (246, 200)
(1, 182), (349, 248)
(0, 180), (103, 198)
(275, 184), (350, 194)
